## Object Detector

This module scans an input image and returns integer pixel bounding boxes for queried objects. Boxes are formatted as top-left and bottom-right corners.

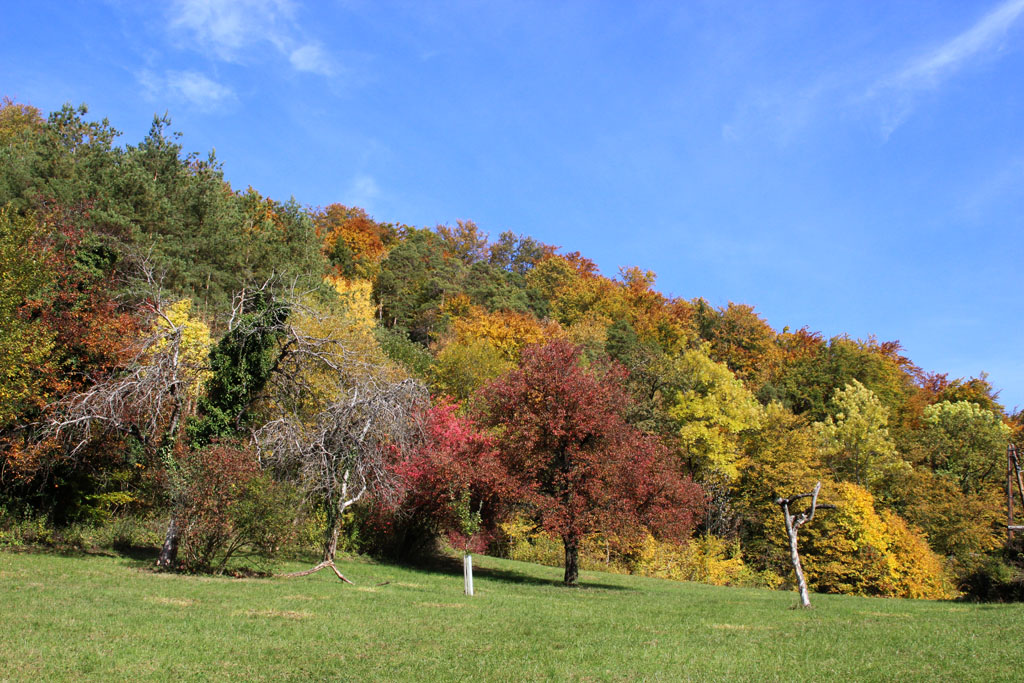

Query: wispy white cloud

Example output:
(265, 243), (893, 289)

(344, 174), (382, 211)
(724, 1), (1024, 144)
(289, 43), (334, 76)
(959, 155), (1024, 221)
(168, 0), (334, 76)
(138, 69), (236, 111)
(169, 0), (294, 58)
(887, 0), (1024, 90)
(868, 0), (1024, 136)
(720, 77), (836, 148)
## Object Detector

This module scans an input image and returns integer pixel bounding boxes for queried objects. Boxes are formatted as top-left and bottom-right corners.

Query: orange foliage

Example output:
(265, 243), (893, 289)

(435, 220), (489, 264)
(314, 204), (396, 279)
(777, 327), (824, 364)
(618, 267), (694, 354)
(535, 259), (693, 352)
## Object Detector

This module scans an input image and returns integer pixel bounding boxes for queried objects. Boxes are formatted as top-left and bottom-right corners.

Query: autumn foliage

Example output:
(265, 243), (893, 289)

(394, 403), (512, 553)
(479, 340), (705, 584)
(1, 98), (1017, 600)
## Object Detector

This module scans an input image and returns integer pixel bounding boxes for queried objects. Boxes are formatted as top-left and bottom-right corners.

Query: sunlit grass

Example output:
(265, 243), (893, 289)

(1, 549), (1021, 681)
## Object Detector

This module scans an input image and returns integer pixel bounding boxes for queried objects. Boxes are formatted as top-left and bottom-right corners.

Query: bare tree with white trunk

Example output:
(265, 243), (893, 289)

(45, 273), (287, 568)
(43, 271), (428, 577)
(776, 481), (835, 608)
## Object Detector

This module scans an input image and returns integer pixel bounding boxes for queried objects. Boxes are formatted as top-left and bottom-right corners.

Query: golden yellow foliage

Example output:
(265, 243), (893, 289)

(452, 307), (552, 362)
(879, 509), (959, 600)
(900, 468), (1003, 574)
(152, 299), (212, 398)
(565, 312), (611, 359)
(439, 293), (473, 320)
(263, 296), (401, 419)
(668, 346), (763, 479)
(499, 518), (779, 589)
(619, 533), (782, 588)
(617, 267), (695, 354)
(733, 402), (825, 566)
(326, 276), (376, 330)
(800, 482), (957, 599)
(431, 337), (512, 401)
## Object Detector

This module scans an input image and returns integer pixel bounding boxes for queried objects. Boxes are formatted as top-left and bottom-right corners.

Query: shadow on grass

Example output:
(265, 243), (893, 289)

(109, 543), (160, 566)
(401, 554), (634, 591)
(10, 543), (160, 569)
(21, 542), (630, 590)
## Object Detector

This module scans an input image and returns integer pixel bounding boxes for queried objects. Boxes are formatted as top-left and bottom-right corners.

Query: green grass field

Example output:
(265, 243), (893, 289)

(1, 549), (1021, 681)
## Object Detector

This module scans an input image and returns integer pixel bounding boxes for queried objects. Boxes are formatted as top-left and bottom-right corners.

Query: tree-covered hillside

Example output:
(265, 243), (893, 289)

(2, 99), (1021, 599)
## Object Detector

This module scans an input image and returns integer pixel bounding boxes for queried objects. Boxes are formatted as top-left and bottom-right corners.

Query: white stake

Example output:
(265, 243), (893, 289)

(463, 554), (474, 596)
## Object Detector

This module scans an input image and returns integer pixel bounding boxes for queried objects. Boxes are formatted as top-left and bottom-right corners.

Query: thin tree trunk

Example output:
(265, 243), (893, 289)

(563, 534), (580, 586)
(277, 508), (353, 583)
(776, 482), (834, 609)
(782, 506), (812, 608)
(323, 524), (339, 563)
(157, 516), (180, 568)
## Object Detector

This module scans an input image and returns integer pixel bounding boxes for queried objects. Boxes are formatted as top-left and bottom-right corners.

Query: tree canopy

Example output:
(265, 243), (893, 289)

(1, 97), (1017, 599)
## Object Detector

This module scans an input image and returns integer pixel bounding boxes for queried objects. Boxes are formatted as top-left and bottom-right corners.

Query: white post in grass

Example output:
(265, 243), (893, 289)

(463, 554), (474, 596)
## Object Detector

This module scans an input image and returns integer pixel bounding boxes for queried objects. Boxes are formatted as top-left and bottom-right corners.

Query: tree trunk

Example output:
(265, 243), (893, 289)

(563, 534), (580, 586)
(323, 523), (340, 564)
(776, 482), (833, 609)
(157, 516), (180, 568)
(276, 508), (353, 583)
(782, 508), (812, 608)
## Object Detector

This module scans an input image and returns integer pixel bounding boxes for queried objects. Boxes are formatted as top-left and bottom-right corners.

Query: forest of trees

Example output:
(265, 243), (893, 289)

(2, 98), (1022, 599)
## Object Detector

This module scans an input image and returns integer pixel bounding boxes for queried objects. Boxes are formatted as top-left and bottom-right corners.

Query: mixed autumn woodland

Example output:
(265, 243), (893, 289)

(2, 98), (1022, 600)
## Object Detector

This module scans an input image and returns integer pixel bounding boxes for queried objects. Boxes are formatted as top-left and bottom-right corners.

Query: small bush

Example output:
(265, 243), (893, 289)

(349, 503), (442, 562)
(623, 534), (783, 589)
(0, 509), (53, 548)
(89, 515), (166, 549)
(178, 443), (303, 573)
(961, 537), (1024, 601)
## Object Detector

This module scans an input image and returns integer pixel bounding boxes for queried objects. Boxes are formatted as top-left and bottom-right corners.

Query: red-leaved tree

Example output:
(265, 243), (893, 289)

(479, 339), (706, 585)
(394, 403), (516, 553)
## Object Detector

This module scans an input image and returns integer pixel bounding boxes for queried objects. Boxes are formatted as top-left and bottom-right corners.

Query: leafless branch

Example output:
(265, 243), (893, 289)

(41, 301), (203, 461)
(776, 481), (836, 608)
(256, 374), (428, 573)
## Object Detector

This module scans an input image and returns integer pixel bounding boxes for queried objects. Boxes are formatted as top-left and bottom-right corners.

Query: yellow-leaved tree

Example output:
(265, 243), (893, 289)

(799, 481), (957, 599)
(152, 298), (213, 398)
(255, 294), (427, 579)
(0, 208), (54, 428)
(813, 380), (909, 496)
(667, 346), (764, 479)
(326, 275), (376, 331)
(733, 401), (825, 571)
(431, 302), (557, 400)
(261, 294), (393, 419)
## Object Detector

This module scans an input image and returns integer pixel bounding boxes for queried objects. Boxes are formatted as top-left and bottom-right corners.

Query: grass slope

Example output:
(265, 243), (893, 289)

(0, 550), (1021, 681)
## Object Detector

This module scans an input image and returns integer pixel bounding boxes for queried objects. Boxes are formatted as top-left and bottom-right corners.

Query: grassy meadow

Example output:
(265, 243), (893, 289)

(0, 549), (1021, 681)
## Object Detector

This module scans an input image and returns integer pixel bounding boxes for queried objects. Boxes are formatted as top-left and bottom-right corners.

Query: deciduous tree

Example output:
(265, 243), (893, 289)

(919, 400), (1010, 494)
(393, 403), (513, 552)
(254, 295), (429, 580)
(479, 339), (705, 585)
(813, 380), (908, 495)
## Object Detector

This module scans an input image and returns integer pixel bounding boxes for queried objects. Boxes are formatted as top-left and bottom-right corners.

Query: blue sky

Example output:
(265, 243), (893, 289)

(3, 0), (1023, 410)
